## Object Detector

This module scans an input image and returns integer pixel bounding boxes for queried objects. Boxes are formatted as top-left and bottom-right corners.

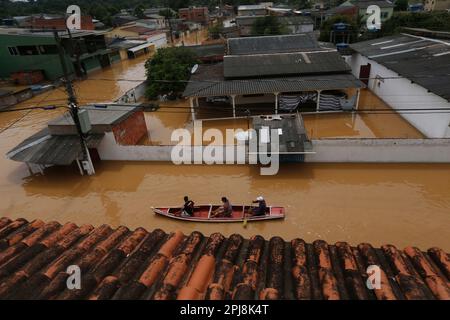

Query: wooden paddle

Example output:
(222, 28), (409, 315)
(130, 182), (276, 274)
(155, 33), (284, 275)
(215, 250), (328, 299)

(243, 203), (251, 228)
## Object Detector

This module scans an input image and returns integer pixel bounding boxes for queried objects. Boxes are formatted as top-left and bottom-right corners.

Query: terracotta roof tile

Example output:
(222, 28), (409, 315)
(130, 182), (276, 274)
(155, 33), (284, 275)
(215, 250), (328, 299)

(0, 217), (448, 300)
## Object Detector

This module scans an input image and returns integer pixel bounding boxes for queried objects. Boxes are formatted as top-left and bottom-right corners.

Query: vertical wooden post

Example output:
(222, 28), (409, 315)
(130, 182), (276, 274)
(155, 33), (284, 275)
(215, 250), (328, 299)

(190, 97), (196, 121)
(231, 95), (236, 118)
(356, 88), (361, 110)
(316, 90), (321, 112)
(274, 92), (279, 114)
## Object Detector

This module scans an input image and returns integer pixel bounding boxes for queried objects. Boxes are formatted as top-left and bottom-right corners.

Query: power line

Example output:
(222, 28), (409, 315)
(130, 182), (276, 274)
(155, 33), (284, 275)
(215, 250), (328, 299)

(84, 73), (450, 83)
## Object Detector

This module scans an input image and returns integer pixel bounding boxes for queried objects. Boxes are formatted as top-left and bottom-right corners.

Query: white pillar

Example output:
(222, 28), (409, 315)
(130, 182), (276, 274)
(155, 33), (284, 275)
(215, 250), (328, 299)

(195, 97), (199, 107)
(231, 95), (236, 118)
(190, 97), (196, 121)
(316, 90), (321, 112)
(355, 88), (361, 110)
(274, 92), (279, 114)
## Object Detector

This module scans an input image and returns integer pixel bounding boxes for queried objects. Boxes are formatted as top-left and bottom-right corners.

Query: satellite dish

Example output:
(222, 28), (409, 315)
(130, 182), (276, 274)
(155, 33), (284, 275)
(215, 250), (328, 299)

(191, 64), (199, 74)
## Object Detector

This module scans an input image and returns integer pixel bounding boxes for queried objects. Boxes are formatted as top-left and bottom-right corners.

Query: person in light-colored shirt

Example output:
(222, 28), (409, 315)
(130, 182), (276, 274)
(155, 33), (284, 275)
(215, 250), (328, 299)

(211, 196), (232, 218)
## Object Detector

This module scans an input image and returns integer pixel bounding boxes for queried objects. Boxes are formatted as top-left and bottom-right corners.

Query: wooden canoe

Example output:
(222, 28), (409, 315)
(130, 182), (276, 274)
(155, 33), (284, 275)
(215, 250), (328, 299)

(152, 204), (285, 223)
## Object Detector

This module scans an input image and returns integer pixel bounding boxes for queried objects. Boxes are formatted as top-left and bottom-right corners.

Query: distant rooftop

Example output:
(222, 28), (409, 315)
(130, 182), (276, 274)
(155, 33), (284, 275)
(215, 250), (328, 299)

(223, 51), (351, 78)
(238, 4), (268, 10)
(0, 27), (106, 38)
(350, 33), (450, 101)
(0, 217), (448, 300)
(351, 0), (395, 8)
(227, 34), (320, 55)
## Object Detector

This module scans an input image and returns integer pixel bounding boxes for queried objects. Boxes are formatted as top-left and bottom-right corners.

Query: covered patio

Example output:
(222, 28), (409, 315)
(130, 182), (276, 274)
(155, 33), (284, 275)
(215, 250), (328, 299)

(183, 63), (365, 120)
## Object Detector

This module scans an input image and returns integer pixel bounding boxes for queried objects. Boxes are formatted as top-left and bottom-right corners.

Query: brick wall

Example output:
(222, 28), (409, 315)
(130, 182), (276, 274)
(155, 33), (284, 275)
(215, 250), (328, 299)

(178, 7), (209, 24)
(30, 16), (95, 30)
(111, 110), (147, 145)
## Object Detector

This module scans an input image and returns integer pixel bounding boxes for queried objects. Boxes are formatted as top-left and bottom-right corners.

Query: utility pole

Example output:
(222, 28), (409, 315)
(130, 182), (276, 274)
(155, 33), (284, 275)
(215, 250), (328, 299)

(53, 29), (94, 175)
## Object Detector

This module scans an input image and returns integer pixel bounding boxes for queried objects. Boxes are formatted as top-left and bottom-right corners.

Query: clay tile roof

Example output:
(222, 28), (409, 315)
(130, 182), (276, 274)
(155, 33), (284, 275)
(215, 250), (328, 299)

(0, 217), (448, 300)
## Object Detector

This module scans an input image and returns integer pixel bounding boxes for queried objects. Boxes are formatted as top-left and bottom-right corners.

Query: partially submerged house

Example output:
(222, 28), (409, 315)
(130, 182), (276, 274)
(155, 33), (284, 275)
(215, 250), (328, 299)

(0, 28), (119, 80)
(106, 25), (167, 49)
(183, 34), (364, 119)
(6, 104), (148, 174)
(348, 33), (450, 138)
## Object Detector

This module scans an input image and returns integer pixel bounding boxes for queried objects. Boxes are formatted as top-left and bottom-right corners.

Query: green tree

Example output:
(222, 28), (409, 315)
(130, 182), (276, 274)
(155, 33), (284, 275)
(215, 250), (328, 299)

(318, 15), (358, 42)
(381, 12), (450, 36)
(159, 8), (175, 19)
(208, 23), (223, 39)
(145, 47), (198, 99)
(394, 0), (409, 11)
(134, 4), (146, 19)
(251, 16), (288, 36)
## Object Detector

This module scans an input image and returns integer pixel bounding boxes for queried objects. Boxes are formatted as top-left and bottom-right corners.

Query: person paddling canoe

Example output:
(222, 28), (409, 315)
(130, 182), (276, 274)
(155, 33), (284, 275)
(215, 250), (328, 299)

(247, 196), (267, 216)
(211, 197), (232, 218)
(176, 196), (195, 217)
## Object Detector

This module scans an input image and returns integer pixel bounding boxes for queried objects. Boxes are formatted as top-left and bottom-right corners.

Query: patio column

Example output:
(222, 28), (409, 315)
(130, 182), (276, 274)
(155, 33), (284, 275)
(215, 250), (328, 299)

(274, 92), (279, 114)
(195, 97), (199, 107)
(231, 95), (236, 118)
(190, 97), (196, 121)
(316, 90), (322, 112)
(355, 88), (361, 110)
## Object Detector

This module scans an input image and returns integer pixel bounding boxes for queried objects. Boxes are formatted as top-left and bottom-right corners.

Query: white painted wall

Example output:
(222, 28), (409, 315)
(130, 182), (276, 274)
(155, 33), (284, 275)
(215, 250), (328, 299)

(115, 81), (147, 104)
(97, 132), (450, 163)
(287, 24), (314, 34)
(305, 139), (450, 162)
(97, 132), (247, 163)
(347, 53), (450, 138)
(145, 33), (167, 48)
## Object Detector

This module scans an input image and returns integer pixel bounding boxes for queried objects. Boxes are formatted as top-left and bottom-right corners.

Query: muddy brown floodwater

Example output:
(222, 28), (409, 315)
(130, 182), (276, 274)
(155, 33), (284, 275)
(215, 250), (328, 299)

(0, 54), (449, 251)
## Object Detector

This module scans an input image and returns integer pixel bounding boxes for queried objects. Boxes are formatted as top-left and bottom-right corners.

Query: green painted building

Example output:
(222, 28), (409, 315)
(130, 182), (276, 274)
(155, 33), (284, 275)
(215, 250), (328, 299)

(0, 29), (120, 81)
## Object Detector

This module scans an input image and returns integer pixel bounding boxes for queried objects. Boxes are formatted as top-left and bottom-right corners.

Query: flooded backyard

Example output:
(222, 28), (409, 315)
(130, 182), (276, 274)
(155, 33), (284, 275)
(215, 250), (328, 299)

(0, 53), (449, 251)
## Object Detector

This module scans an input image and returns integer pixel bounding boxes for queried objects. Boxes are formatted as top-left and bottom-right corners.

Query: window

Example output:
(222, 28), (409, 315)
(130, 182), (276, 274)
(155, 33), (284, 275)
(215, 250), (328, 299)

(8, 46), (18, 56)
(381, 12), (389, 19)
(17, 45), (39, 55)
(37, 45), (58, 55)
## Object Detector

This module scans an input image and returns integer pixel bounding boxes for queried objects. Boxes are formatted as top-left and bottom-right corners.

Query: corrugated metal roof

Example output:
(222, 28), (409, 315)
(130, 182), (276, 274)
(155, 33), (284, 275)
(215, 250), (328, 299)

(0, 217), (448, 300)
(224, 51), (351, 78)
(6, 128), (104, 165)
(184, 63), (363, 97)
(227, 33), (320, 55)
(48, 104), (141, 127)
(350, 34), (450, 101)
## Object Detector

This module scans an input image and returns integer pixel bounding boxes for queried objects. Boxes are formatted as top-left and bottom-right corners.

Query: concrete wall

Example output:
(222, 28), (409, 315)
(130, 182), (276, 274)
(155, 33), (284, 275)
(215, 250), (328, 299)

(97, 132), (247, 162)
(305, 139), (450, 162)
(347, 53), (450, 138)
(146, 33), (167, 48)
(98, 133), (173, 160)
(97, 133), (450, 163)
(115, 81), (147, 103)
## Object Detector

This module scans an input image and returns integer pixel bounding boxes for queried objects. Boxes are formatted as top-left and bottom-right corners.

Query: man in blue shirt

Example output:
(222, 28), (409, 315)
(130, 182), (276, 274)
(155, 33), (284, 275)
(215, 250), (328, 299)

(248, 196), (267, 216)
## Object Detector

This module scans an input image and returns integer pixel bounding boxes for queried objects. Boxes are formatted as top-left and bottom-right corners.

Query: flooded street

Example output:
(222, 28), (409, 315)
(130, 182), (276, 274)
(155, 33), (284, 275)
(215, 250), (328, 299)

(0, 52), (449, 251)
(303, 90), (425, 139)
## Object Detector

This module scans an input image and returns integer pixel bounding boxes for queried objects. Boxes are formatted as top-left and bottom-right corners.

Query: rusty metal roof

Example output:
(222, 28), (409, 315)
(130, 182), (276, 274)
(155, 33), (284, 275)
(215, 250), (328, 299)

(0, 217), (448, 300)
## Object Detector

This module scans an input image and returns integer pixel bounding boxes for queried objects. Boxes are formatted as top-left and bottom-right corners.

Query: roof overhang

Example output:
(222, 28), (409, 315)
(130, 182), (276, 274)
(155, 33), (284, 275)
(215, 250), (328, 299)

(183, 73), (365, 98)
